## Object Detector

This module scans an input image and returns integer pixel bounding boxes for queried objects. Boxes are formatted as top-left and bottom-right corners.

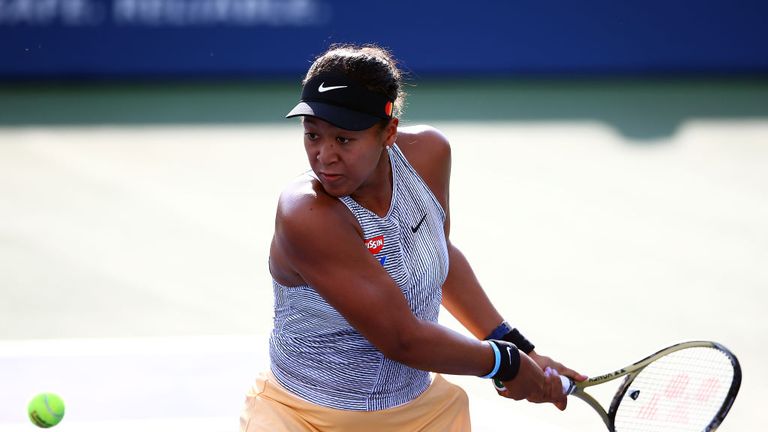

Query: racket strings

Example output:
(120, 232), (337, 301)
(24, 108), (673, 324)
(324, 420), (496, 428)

(613, 347), (735, 432)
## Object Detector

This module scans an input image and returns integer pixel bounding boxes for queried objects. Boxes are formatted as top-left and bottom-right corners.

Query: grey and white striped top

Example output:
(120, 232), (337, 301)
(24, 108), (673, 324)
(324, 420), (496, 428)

(269, 143), (450, 411)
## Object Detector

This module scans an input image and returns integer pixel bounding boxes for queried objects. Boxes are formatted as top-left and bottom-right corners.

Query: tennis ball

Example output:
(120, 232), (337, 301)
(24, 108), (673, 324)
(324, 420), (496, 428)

(27, 392), (65, 428)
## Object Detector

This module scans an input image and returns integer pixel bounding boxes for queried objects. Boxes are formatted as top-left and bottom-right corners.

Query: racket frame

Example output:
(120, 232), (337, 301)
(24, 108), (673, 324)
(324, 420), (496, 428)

(563, 340), (742, 432)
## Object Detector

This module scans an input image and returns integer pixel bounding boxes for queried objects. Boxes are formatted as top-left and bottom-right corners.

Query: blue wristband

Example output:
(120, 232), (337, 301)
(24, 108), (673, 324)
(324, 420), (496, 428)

(480, 341), (501, 379)
(486, 320), (535, 354)
(486, 321), (513, 340)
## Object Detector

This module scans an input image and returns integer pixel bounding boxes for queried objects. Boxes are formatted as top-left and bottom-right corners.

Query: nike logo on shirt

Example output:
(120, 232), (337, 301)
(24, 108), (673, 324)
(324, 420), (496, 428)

(318, 83), (348, 93)
(411, 214), (427, 233)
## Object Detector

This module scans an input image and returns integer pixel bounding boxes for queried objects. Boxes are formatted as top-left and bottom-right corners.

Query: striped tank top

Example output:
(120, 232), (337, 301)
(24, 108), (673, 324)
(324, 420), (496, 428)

(269, 143), (450, 411)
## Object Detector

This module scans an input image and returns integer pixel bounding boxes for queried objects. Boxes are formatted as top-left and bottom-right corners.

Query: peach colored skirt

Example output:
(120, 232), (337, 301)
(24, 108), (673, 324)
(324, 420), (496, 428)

(240, 372), (471, 432)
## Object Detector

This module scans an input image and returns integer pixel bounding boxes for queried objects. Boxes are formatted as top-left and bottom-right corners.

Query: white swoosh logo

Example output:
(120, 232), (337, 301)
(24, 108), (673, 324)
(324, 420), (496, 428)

(318, 82), (348, 93)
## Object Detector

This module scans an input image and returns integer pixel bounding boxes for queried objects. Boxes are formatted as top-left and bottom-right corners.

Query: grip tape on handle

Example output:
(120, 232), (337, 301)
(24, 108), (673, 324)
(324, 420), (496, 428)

(560, 375), (575, 395)
(493, 375), (574, 395)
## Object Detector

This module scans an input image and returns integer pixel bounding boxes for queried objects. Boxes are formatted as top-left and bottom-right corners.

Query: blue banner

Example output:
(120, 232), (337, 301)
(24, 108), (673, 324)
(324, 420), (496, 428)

(2, 0), (767, 79)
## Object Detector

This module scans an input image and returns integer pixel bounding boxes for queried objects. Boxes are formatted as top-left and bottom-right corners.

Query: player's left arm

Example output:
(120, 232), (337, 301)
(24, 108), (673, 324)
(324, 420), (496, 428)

(399, 125), (585, 393)
(442, 242), (505, 338)
(399, 125), (506, 338)
(441, 219), (588, 387)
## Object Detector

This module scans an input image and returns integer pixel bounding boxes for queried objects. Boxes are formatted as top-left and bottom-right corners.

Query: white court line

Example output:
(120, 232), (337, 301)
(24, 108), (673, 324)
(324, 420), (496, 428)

(0, 335), (268, 357)
(0, 417), (236, 432)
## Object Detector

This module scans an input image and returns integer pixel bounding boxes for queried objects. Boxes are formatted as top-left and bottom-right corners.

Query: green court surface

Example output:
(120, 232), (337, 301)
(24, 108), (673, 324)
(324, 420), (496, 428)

(2, 78), (768, 140)
(1, 79), (766, 430)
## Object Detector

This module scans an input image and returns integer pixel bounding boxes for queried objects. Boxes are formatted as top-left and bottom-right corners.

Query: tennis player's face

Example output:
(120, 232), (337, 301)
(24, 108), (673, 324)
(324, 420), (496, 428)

(303, 117), (392, 198)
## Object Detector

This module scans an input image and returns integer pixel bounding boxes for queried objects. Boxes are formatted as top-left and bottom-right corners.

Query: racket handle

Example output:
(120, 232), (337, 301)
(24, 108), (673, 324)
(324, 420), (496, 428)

(560, 375), (576, 395)
(494, 375), (577, 395)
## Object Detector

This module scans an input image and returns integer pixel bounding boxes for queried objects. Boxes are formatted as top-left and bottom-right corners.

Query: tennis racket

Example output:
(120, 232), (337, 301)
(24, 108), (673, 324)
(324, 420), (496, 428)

(496, 340), (741, 431)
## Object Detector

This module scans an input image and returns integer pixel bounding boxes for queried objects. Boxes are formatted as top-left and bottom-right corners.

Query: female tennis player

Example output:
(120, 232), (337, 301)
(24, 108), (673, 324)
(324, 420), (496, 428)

(240, 43), (586, 432)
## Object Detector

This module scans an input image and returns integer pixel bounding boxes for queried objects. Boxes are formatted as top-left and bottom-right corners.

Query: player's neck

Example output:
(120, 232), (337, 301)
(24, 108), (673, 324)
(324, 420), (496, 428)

(351, 151), (393, 217)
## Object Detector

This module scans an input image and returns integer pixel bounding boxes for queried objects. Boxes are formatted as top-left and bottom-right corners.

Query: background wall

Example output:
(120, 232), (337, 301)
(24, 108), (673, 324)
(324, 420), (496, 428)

(2, 0), (768, 79)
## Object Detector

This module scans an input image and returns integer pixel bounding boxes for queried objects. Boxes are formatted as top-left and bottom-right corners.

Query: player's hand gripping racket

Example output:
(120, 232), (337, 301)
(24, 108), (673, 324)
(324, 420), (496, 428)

(495, 341), (741, 431)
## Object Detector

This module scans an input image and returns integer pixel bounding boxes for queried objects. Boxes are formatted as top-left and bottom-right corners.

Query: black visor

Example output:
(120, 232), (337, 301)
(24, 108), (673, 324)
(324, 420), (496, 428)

(286, 72), (394, 131)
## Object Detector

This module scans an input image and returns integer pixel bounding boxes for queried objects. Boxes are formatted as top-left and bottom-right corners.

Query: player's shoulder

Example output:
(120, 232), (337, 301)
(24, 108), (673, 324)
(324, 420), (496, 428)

(396, 124), (451, 167)
(277, 173), (334, 215)
(397, 124), (450, 151)
(275, 173), (353, 231)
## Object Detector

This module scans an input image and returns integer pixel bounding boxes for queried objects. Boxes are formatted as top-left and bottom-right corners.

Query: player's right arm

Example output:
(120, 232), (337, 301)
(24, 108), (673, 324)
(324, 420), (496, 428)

(269, 175), (492, 375)
(268, 175), (562, 407)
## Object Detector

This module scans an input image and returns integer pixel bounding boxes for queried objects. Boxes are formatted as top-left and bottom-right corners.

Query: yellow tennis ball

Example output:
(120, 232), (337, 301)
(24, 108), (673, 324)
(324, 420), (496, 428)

(27, 393), (65, 428)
